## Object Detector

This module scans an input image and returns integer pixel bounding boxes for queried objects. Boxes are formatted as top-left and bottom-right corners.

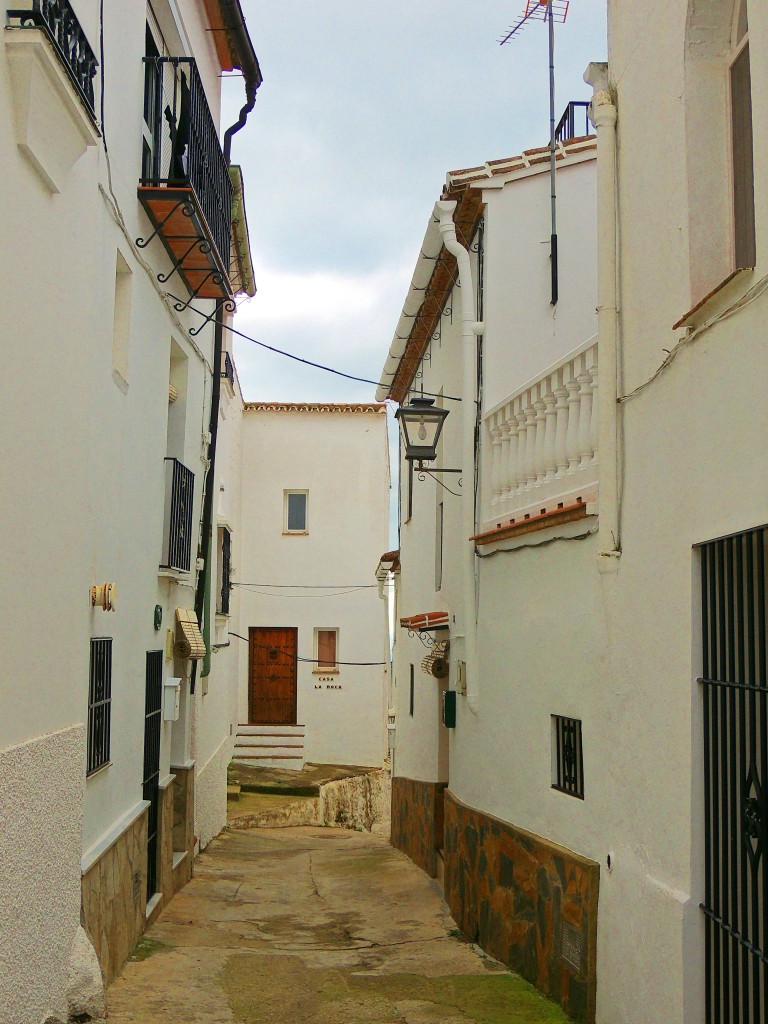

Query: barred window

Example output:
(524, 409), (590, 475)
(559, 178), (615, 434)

(217, 525), (232, 615)
(551, 715), (584, 799)
(87, 638), (112, 775)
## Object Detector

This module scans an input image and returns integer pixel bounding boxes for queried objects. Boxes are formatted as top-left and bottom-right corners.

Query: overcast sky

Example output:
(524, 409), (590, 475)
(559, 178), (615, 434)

(222, 1), (607, 405)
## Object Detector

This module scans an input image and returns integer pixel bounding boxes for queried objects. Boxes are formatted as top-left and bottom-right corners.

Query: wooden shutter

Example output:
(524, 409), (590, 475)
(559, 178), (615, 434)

(317, 629), (337, 668)
(731, 43), (756, 268)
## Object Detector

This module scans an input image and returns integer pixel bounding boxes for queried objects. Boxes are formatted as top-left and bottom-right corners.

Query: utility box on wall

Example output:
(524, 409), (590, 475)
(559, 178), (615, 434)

(163, 677), (182, 721)
(442, 689), (456, 729)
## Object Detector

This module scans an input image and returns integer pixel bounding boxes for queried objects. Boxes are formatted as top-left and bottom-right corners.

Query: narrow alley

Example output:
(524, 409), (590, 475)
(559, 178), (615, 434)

(106, 826), (567, 1024)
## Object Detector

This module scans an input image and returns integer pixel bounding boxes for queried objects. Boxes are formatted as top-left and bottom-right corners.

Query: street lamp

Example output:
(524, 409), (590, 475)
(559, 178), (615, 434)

(395, 397), (449, 467)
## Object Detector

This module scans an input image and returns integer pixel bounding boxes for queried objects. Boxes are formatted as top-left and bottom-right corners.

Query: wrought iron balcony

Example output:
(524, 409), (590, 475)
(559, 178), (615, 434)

(161, 457), (194, 572)
(555, 101), (591, 144)
(7, 0), (98, 121)
(220, 350), (234, 391)
(138, 57), (233, 302)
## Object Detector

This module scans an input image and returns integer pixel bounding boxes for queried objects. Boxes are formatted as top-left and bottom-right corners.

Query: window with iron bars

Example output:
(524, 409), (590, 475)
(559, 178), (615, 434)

(217, 525), (231, 615)
(87, 638), (112, 775)
(551, 715), (584, 799)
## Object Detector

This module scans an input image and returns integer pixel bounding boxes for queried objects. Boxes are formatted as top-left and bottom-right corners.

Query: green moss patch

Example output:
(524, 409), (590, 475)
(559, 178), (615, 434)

(130, 936), (174, 961)
(222, 954), (569, 1023)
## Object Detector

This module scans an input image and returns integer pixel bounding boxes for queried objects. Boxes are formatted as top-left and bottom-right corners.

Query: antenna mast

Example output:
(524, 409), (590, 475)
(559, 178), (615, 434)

(499, 0), (570, 306)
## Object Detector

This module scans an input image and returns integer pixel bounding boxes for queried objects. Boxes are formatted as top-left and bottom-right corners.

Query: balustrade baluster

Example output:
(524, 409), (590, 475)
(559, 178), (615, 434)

(498, 421), (512, 502)
(554, 369), (569, 478)
(490, 424), (503, 506)
(524, 395), (537, 489)
(589, 349), (599, 464)
(565, 363), (581, 474)
(514, 407), (528, 495)
(543, 377), (558, 481)
(577, 356), (594, 467)
(534, 387), (547, 485)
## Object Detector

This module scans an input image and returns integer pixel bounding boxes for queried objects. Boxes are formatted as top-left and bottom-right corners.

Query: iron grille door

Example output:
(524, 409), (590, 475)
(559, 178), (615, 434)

(143, 651), (163, 899)
(700, 527), (768, 1022)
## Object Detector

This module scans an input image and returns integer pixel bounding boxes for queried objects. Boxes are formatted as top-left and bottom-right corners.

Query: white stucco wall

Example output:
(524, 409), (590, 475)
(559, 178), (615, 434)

(389, 4), (768, 1020)
(481, 157), (598, 411)
(194, 357), (245, 849)
(1, 0), (242, 1005)
(238, 406), (390, 767)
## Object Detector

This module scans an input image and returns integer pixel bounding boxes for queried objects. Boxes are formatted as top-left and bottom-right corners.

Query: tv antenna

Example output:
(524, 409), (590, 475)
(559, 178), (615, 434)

(499, 0), (570, 305)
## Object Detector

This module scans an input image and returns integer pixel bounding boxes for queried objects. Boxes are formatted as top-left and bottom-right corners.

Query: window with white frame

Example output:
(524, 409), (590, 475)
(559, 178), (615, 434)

(314, 628), (338, 671)
(284, 490), (308, 533)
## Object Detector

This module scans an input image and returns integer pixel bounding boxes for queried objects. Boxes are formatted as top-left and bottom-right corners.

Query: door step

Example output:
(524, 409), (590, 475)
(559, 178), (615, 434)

(233, 724), (306, 770)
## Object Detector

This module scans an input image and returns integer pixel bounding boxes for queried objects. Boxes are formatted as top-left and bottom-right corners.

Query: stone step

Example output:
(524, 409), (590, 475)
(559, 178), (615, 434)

(233, 754), (303, 760)
(226, 784), (241, 802)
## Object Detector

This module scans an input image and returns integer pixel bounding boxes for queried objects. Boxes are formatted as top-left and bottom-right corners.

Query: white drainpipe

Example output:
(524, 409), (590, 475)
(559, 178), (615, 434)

(584, 62), (621, 574)
(435, 200), (483, 714)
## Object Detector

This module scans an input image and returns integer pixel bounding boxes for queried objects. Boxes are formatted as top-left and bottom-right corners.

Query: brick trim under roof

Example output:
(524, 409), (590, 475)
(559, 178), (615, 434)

(243, 402), (386, 414)
(387, 188), (484, 405)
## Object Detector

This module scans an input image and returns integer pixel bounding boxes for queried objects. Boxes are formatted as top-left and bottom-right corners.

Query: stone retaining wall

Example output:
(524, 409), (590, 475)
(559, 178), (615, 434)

(443, 790), (599, 1024)
(390, 776), (446, 877)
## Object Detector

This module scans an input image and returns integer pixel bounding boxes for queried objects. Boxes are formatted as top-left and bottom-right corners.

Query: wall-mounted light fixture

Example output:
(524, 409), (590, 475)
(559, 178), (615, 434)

(395, 397), (450, 468)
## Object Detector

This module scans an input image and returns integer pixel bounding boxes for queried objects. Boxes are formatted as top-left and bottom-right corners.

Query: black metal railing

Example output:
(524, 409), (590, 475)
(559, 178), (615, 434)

(552, 715), (584, 799)
(87, 637), (112, 775)
(161, 457), (194, 572)
(219, 526), (231, 615)
(700, 527), (768, 1020)
(141, 56), (232, 272)
(143, 650), (163, 899)
(220, 350), (234, 389)
(7, 0), (98, 121)
(555, 101), (591, 144)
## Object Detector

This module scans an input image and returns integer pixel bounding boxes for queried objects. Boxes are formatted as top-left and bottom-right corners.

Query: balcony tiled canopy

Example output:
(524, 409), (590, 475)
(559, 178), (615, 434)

(137, 188), (232, 300)
(138, 56), (234, 301)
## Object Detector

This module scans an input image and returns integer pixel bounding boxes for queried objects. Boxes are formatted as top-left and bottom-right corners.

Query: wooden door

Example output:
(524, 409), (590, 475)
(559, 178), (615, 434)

(248, 627), (298, 724)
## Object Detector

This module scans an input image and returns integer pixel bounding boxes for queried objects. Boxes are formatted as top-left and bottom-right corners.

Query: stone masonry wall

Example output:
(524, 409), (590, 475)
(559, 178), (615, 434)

(390, 776), (446, 878)
(81, 809), (148, 985)
(444, 790), (599, 1024)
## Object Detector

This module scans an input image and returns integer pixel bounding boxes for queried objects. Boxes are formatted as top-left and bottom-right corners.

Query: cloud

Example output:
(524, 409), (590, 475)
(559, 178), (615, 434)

(232, 259), (412, 404)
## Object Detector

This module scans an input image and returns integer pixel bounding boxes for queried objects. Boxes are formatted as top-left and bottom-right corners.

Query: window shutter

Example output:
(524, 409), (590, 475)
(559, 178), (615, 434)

(317, 630), (336, 667)
(731, 44), (756, 268)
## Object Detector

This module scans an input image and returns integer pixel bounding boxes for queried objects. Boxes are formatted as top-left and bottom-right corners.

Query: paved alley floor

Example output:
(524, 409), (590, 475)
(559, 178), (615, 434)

(107, 827), (568, 1024)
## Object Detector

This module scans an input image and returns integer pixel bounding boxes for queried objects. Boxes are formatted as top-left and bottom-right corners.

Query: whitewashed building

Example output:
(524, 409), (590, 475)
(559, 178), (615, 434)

(235, 403), (390, 770)
(377, 122), (604, 1022)
(379, 0), (768, 1018)
(580, 1), (768, 1020)
(0, 1), (259, 1018)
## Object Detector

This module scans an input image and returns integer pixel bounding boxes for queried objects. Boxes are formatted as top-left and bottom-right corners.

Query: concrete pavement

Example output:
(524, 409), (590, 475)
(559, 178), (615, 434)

(107, 826), (567, 1023)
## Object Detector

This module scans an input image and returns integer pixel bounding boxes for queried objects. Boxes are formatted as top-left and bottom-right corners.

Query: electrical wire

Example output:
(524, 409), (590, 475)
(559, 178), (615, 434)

(236, 585), (377, 598)
(229, 632), (386, 666)
(231, 582), (381, 589)
(164, 293), (463, 402)
(618, 270), (768, 404)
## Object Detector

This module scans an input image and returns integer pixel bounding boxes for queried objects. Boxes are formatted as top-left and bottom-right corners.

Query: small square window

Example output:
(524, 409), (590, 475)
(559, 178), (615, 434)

(314, 628), (338, 671)
(284, 490), (308, 533)
(551, 715), (584, 799)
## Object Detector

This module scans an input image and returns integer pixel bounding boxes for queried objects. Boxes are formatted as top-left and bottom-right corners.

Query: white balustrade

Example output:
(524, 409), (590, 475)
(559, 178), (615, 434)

(485, 338), (599, 524)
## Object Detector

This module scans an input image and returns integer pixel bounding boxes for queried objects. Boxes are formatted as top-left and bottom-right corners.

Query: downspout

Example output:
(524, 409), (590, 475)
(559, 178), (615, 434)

(220, 0), (262, 163)
(435, 201), (484, 715)
(584, 62), (621, 574)
(192, 313), (223, 691)
(191, 12), (262, 689)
